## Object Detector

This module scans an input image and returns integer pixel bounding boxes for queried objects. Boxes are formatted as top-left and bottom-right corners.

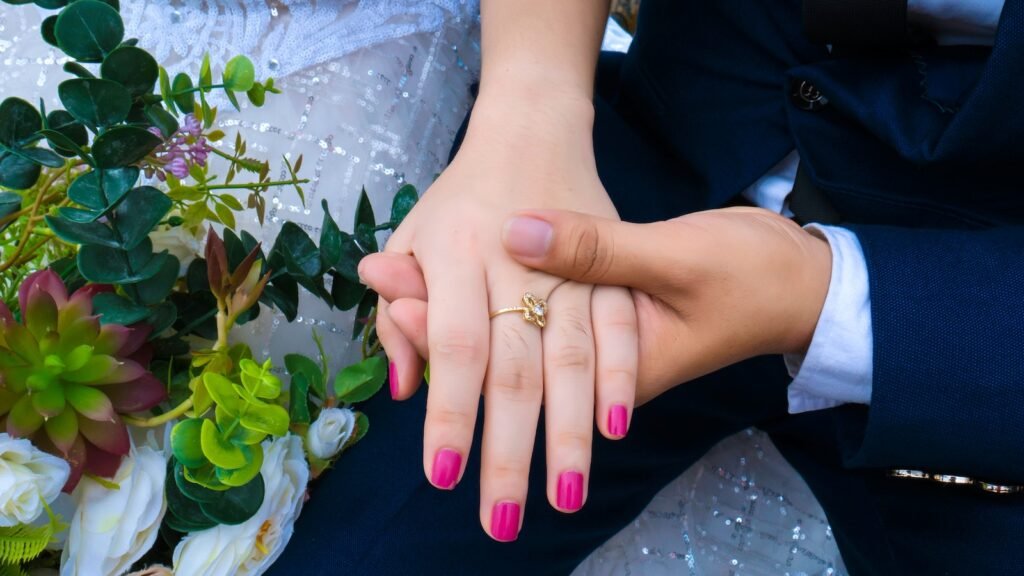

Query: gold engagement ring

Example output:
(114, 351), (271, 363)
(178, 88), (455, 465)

(490, 292), (547, 329)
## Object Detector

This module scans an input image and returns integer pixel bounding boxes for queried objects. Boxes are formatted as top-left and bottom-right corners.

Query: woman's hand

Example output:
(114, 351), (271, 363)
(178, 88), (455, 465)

(371, 94), (637, 541)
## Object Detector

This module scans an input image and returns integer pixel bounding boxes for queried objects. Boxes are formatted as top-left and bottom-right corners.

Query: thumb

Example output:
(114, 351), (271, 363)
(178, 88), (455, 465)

(502, 210), (660, 288)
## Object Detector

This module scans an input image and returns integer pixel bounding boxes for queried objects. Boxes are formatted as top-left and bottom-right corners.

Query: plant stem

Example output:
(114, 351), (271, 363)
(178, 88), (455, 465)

(215, 306), (229, 351)
(171, 83), (227, 96)
(0, 167), (63, 273)
(123, 398), (194, 427)
(205, 179), (309, 191)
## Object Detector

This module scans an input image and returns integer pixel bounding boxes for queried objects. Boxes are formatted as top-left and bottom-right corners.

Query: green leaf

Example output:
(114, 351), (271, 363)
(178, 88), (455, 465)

(171, 73), (195, 115)
(134, 255), (180, 306)
(63, 62), (96, 80)
(53, 0), (124, 63)
(77, 238), (169, 284)
(16, 147), (64, 168)
(214, 443), (263, 488)
(199, 53), (212, 88)
(143, 105), (178, 138)
(145, 301), (178, 335)
(239, 402), (289, 437)
(91, 126), (162, 168)
(43, 110), (88, 157)
(158, 66), (175, 115)
(222, 55), (256, 92)
(288, 372), (311, 425)
(272, 222), (321, 278)
(171, 419), (207, 469)
(66, 167), (139, 213)
(214, 202), (236, 229)
(198, 471), (264, 525)
(113, 185), (172, 250)
(0, 151), (41, 190)
(330, 271), (365, 311)
(101, 46), (159, 97)
(0, 98), (41, 147)
(92, 292), (150, 325)
(318, 200), (344, 269)
(390, 183), (418, 229)
(57, 79), (131, 128)
(246, 83), (266, 107)
(334, 356), (387, 403)
(352, 289), (376, 341)
(352, 411), (370, 445)
(45, 215), (119, 247)
(284, 353), (325, 400)
(354, 187), (377, 251)
(200, 419), (246, 469)
(165, 465), (219, 532)
(173, 459), (218, 502)
(0, 523), (53, 566)
(0, 192), (21, 234)
(41, 14), (59, 47)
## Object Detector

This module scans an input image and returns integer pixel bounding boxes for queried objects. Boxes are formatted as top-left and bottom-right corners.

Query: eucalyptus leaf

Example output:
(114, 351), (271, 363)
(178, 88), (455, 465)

(77, 238), (169, 284)
(171, 419), (208, 469)
(101, 45), (159, 96)
(17, 147), (65, 168)
(0, 150), (41, 190)
(91, 125), (162, 168)
(222, 55), (256, 92)
(200, 419), (246, 469)
(284, 353), (325, 400)
(171, 73), (194, 115)
(354, 187), (376, 249)
(214, 443), (263, 488)
(43, 110), (87, 157)
(0, 192), (21, 234)
(146, 301), (178, 335)
(66, 167), (139, 212)
(144, 105), (178, 138)
(92, 292), (151, 325)
(44, 215), (119, 248)
(40, 15), (58, 47)
(134, 254), (180, 305)
(53, 0), (124, 63)
(57, 78), (131, 127)
(62, 62), (95, 79)
(113, 185), (171, 249)
(198, 472), (264, 525)
(0, 97), (41, 147)
(174, 459), (218, 502)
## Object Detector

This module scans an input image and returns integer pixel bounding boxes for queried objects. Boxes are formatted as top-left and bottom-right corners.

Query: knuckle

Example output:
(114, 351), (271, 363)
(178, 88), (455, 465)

(599, 365), (638, 385)
(553, 429), (592, 452)
(550, 343), (594, 372)
(427, 406), (474, 430)
(569, 221), (613, 281)
(490, 361), (542, 399)
(432, 329), (486, 365)
(488, 460), (531, 482)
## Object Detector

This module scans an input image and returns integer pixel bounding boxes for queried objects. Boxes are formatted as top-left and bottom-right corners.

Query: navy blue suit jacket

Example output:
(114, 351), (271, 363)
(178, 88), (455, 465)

(618, 0), (1024, 484)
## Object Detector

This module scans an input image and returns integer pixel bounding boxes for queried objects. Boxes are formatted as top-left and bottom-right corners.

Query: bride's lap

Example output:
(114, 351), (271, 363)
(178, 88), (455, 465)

(270, 357), (791, 575)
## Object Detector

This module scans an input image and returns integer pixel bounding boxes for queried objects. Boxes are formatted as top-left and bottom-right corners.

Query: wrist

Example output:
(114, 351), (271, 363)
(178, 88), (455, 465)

(783, 227), (834, 356)
(464, 84), (595, 150)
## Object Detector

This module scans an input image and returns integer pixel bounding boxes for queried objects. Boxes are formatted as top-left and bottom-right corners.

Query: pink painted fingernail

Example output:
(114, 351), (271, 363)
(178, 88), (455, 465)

(431, 448), (462, 490)
(491, 501), (521, 542)
(557, 471), (584, 512)
(389, 362), (398, 400)
(608, 404), (629, 438)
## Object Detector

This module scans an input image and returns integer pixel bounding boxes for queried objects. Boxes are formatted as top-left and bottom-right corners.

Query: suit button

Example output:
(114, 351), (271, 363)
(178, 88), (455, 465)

(791, 80), (829, 111)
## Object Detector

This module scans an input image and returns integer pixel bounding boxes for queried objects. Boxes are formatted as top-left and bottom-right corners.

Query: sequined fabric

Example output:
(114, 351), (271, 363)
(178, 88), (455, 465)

(0, 3), (845, 573)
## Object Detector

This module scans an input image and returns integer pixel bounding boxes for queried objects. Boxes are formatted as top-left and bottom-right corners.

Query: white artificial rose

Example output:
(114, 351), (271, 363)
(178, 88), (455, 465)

(149, 222), (205, 274)
(172, 435), (310, 576)
(0, 433), (70, 527)
(306, 407), (356, 460)
(59, 445), (167, 576)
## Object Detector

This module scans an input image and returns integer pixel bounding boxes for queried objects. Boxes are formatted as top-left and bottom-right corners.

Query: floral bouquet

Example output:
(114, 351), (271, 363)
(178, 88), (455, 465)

(0, 1), (415, 574)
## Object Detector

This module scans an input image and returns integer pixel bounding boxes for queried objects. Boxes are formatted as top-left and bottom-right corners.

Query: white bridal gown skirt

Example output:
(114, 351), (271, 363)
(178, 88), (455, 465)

(0, 2), (845, 574)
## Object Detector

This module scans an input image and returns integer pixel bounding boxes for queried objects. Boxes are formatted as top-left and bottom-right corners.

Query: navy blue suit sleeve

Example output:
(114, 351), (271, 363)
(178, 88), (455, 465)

(833, 224), (1024, 483)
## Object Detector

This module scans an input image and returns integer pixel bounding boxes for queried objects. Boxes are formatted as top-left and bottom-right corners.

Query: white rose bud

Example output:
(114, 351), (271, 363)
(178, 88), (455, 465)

(306, 407), (356, 460)
(0, 433), (70, 527)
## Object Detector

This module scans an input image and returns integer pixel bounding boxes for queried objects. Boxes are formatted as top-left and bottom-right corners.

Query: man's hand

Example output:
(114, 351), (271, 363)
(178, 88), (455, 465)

(501, 207), (833, 403)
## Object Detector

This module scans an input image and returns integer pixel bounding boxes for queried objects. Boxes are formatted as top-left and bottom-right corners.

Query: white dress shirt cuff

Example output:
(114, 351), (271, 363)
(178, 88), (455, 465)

(785, 225), (874, 414)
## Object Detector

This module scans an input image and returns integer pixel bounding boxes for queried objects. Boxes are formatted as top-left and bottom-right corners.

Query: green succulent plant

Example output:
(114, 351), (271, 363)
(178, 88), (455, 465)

(0, 270), (166, 491)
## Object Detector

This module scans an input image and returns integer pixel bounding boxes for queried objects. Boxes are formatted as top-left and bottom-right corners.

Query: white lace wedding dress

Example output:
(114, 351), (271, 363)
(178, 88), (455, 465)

(0, 2), (845, 574)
